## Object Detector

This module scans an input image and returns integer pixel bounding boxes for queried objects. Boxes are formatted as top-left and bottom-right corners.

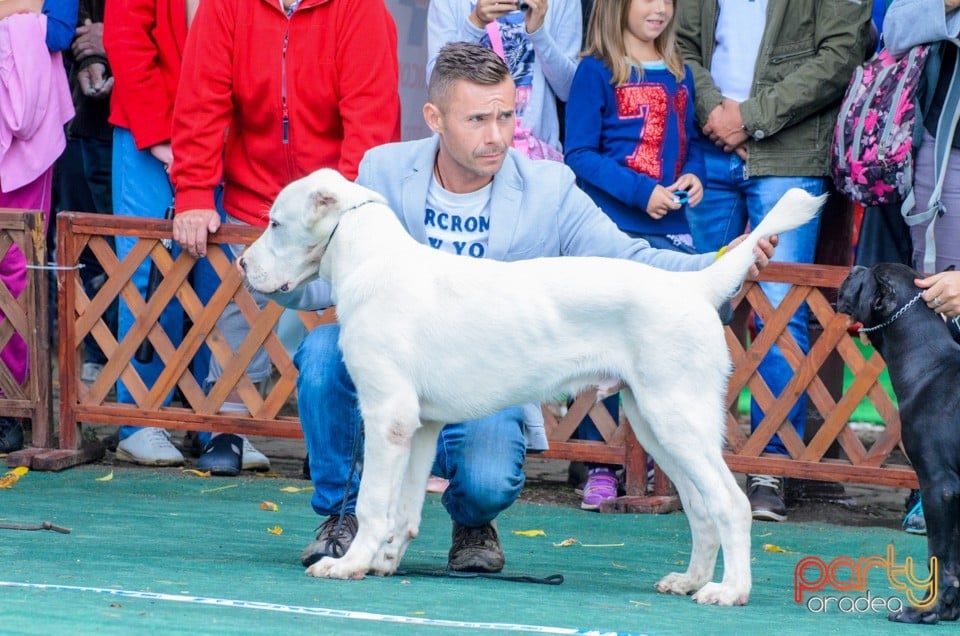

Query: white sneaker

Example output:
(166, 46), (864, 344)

(81, 362), (104, 384)
(240, 436), (270, 471)
(116, 428), (185, 466)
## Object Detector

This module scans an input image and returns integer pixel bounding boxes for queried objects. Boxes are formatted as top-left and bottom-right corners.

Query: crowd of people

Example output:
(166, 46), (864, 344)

(1, 0), (958, 571)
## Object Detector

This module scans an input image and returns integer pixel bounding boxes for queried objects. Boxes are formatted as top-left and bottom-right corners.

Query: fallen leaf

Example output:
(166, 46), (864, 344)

(763, 543), (797, 554)
(266, 525), (283, 535)
(279, 486), (313, 493)
(200, 484), (238, 494)
(260, 501), (279, 512)
(0, 466), (28, 489)
(512, 529), (546, 537)
(553, 538), (579, 547)
(95, 471), (114, 482)
(182, 469), (211, 478)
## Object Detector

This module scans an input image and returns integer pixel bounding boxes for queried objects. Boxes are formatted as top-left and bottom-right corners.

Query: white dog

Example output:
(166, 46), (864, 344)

(241, 168), (824, 606)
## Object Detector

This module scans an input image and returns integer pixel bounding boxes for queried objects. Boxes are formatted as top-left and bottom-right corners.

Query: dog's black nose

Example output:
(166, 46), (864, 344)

(279, 283), (290, 292)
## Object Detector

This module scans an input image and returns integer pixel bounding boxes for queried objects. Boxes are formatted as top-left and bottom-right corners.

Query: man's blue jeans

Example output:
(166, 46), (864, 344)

(688, 142), (826, 455)
(112, 127), (220, 442)
(294, 324), (526, 527)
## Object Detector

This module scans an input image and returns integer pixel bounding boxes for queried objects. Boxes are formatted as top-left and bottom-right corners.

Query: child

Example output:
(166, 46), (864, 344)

(0, 0), (76, 452)
(565, 0), (704, 250)
(563, 0), (705, 510)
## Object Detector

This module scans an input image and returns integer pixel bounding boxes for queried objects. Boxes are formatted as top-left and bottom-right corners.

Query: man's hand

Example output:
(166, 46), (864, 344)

(72, 19), (105, 60)
(915, 270), (960, 318)
(78, 62), (113, 98)
(149, 143), (173, 172)
(704, 99), (749, 152)
(173, 209), (220, 258)
(724, 233), (779, 279)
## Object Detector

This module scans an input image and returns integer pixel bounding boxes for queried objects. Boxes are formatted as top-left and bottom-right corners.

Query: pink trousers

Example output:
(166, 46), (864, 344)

(0, 168), (52, 386)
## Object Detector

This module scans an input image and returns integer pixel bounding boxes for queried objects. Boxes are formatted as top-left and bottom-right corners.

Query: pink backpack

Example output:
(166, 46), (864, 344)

(830, 45), (931, 207)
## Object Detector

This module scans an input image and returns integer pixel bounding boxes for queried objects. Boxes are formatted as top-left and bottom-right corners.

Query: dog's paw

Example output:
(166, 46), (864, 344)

(369, 546), (402, 576)
(691, 582), (749, 606)
(306, 556), (367, 580)
(655, 572), (706, 596)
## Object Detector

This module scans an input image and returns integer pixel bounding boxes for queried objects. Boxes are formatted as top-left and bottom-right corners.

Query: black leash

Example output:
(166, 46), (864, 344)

(395, 568), (563, 585)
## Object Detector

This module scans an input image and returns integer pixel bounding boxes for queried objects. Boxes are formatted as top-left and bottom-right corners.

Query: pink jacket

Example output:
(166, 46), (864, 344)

(0, 13), (74, 193)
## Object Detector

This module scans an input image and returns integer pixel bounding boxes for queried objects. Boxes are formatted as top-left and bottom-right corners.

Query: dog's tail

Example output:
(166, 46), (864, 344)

(697, 188), (826, 310)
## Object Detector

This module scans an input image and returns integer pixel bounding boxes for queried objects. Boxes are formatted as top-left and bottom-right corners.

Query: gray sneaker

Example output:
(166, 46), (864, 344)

(448, 520), (504, 573)
(300, 514), (358, 567)
(747, 474), (787, 522)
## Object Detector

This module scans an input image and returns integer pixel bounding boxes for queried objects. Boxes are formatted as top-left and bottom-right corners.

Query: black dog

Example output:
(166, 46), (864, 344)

(837, 263), (960, 624)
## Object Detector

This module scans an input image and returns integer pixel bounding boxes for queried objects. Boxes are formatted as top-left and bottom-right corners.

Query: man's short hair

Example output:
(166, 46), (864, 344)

(428, 42), (511, 107)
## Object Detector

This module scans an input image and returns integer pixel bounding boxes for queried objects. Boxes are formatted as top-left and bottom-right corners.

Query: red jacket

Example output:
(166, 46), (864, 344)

(103, 0), (187, 149)
(171, 0), (401, 227)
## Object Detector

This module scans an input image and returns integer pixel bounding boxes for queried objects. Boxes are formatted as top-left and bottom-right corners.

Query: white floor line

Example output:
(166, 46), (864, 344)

(0, 580), (640, 636)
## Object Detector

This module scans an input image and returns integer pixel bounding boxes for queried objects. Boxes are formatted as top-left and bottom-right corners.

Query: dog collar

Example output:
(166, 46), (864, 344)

(323, 199), (377, 253)
(857, 291), (924, 334)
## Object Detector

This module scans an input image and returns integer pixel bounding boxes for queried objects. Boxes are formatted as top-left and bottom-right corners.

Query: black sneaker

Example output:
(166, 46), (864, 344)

(196, 434), (242, 476)
(747, 474), (787, 522)
(0, 417), (24, 453)
(448, 521), (504, 573)
(300, 514), (358, 567)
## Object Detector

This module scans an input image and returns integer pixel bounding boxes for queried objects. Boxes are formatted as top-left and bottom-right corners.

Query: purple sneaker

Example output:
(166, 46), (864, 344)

(581, 467), (618, 510)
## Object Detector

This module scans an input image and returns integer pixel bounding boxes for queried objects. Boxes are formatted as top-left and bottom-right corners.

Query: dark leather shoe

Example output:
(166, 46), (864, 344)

(0, 417), (24, 453)
(448, 520), (504, 573)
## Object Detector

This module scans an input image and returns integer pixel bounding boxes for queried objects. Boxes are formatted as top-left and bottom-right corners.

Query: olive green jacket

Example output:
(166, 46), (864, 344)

(675, 0), (872, 177)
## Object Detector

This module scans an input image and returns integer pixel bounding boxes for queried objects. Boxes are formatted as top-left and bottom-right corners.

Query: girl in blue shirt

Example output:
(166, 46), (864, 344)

(564, 0), (706, 510)
(565, 0), (705, 249)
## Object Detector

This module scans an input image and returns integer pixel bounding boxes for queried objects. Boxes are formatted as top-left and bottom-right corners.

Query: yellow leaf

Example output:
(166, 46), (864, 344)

(266, 525), (283, 535)
(763, 543), (797, 554)
(0, 466), (28, 489)
(279, 486), (313, 493)
(512, 529), (546, 537)
(182, 469), (211, 478)
(95, 471), (114, 482)
(260, 501), (279, 512)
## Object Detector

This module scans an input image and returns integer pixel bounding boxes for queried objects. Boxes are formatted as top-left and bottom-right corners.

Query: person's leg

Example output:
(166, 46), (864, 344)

(196, 226), (272, 472)
(432, 407), (526, 572)
(0, 168), (53, 387)
(744, 176), (826, 454)
(111, 127), (184, 463)
(742, 175), (826, 522)
(294, 323), (365, 565)
(79, 136), (117, 374)
(295, 324), (363, 515)
(0, 167), (52, 451)
(910, 130), (960, 272)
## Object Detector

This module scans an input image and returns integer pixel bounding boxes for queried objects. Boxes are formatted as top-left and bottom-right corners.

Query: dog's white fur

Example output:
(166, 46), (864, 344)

(241, 169), (825, 606)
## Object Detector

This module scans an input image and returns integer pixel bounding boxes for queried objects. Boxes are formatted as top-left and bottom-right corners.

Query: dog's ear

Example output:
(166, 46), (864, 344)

(310, 190), (337, 210)
(871, 271), (900, 316)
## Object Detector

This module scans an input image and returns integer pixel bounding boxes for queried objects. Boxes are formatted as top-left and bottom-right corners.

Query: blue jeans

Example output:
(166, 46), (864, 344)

(112, 127), (220, 442)
(688, 142), (826, 455)
(294, 324), (527, 527)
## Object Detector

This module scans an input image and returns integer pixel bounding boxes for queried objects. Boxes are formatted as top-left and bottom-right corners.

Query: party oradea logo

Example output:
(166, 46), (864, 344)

(794, 544), (938, 614)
